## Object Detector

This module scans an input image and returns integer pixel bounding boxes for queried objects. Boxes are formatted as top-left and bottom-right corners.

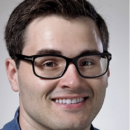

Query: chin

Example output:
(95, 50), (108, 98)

(48, 116), (90, 130)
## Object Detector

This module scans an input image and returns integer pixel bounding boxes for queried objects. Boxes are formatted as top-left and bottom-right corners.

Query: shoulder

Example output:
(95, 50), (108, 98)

(1, 117), (20, 130)
(94, 128), (100, 130)
(1, 108), (20, 130)
(91, 124), (100, 130)
(93, 126), (100, 130)
(1, 119), (19, 130)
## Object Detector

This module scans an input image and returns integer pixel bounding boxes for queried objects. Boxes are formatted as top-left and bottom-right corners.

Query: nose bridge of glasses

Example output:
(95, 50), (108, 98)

(65, 57), (79, 74)
(66, 57), (77, 65)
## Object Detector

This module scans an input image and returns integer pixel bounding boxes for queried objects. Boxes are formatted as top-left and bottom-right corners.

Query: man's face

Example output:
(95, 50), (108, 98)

(17, 16), (109, 130)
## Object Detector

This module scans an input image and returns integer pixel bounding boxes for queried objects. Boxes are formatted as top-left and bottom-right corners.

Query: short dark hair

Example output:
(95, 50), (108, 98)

(5, 0), (109, 67)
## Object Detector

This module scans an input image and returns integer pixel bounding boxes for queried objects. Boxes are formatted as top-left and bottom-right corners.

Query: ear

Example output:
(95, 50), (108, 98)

(107, 68), (110, 77)
(105, 68), (110, 88)
(5, 58), (19, 92)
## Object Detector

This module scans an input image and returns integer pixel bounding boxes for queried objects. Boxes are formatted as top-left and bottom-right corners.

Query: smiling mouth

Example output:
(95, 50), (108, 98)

(52, 97), (88, 105)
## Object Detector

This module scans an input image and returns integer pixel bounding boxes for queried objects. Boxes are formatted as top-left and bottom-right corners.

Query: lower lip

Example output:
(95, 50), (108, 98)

(52, 98), (88, 109)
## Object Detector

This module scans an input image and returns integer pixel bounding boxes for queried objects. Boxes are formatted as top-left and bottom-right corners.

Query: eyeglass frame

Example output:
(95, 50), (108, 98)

(16, 51), (112, 79)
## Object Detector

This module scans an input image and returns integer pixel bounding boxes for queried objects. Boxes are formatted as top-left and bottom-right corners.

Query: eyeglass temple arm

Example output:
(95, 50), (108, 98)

(102, 51), (112, 60)
(16, 54), (33, 62)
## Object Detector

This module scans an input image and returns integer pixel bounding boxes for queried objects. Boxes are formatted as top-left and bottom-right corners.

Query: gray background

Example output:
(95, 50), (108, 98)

(0, 0), (129, 130)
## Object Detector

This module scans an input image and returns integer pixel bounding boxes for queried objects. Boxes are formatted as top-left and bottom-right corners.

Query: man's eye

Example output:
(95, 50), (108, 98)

(43, 62), (56, 67)
(80, 61), (93, 66)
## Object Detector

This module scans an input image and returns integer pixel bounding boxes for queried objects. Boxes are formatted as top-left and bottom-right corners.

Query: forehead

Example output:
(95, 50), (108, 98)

(23, 15), (103, 57)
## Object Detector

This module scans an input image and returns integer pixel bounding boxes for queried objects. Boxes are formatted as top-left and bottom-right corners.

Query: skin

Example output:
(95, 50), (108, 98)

(6, 15), (109, 130)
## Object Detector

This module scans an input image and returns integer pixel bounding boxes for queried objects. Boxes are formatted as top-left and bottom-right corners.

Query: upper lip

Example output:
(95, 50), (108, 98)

(51, 95), (89, 100)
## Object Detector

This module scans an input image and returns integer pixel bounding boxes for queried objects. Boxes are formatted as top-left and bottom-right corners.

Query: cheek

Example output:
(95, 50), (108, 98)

(87, 75), (108, 105)
(18, 61), (59, 94)
(17, 73), (60, 119)
(18, 63), (59, 102)
(85, 76), (108, 119)
(93, 75), (108, 94)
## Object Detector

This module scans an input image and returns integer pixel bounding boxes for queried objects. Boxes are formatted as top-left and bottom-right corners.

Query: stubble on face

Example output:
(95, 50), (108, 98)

(17, 15), (108, 130)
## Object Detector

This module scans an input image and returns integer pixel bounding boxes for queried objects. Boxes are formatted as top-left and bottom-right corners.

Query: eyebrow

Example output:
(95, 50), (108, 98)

(34, 49), (62, 55)
(78, 50), (102, 56)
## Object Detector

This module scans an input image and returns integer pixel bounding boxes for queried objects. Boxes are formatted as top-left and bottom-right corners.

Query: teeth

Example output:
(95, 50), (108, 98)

(66, 99), (71, 104)
(56, 99), (59, 103)
(54, 98), (85, 104)
(72, 99), (76, 104)
(63, 99), (66, 104)
(80, 98), (84, 102)
(59, 99), (62, 104)
(77, 98), (80, 103)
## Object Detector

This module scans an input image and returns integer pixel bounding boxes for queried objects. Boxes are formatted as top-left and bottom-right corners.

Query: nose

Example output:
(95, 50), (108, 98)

(58, 63), (84, 90)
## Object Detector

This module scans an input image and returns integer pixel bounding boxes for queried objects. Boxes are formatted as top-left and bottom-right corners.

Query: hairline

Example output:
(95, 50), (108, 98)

(23, 14), (102, 53)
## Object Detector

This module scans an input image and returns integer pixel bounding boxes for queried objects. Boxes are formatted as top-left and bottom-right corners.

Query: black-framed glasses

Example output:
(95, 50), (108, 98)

(16, 51), (112, 79)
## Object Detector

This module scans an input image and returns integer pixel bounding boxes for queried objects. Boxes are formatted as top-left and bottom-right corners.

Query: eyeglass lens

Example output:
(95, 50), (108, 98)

(34, 56), (66, 78)
(78, 55), (107, 77)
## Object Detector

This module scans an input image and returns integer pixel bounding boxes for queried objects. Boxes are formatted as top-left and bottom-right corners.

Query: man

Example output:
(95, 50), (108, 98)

(1, 0), (112, 130)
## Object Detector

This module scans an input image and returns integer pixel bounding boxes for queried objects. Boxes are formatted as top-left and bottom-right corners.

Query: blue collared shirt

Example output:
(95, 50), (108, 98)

(1, 108), (99, 130)
(1, 108), (20, 130)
